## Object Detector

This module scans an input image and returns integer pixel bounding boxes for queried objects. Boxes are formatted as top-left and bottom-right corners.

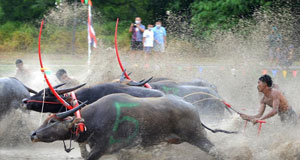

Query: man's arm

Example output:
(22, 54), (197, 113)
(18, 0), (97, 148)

(129, 24), (134, 33)
(137, 25), (145, 32)
(260, 97), (279, 120)
(240, 99), (266, 120)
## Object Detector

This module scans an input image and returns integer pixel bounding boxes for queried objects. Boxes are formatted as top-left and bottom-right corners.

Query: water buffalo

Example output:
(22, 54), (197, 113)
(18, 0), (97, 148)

(23, 80), (164, 158)
(0, 77), (37, 119)
(150, 78), (218, 92)
(31, 93), (223, 160)
(127, 80), (229, 122)
(23, 79), (163, 113)
(116, 76), (228, 122)
(116, 73), (226, 121)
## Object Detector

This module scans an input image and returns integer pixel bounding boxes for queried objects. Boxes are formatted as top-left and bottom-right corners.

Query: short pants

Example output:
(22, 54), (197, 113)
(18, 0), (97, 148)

(279, 108), (298, 125)
(131, 41), (143, 50)
(144, 47), (152, 53)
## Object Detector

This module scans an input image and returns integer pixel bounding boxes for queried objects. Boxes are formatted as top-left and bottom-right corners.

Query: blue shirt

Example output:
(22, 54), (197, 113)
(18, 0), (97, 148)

(153, 26), (167, 44)
(132, 24), (145, 42)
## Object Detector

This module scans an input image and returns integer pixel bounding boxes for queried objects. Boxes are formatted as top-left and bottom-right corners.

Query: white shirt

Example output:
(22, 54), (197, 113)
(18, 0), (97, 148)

(143, 29), (154, 47)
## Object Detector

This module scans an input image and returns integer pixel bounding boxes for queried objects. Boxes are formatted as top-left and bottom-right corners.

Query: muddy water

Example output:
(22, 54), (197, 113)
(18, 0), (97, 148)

(1, 48), (300, 160)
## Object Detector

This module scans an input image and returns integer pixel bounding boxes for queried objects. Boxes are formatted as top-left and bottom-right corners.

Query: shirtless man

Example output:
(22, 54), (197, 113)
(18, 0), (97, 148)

(15, 59), (31, 84)
(55, 69), (80, 88)
(240, 74), (297, 125)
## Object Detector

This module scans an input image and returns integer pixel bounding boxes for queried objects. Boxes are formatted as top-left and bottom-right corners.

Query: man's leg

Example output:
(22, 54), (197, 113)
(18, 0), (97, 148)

(160, 43), (165, 53)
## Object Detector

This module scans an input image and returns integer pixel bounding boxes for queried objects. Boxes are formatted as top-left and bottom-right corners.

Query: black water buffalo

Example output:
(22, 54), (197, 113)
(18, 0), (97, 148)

(31, 93), (223, 160)
(136, 80), (229, 122)
(0, 77), (37, 119)
(150, 78), (218, 92)
(23, 79), (164, 113)
(23, 80), (164, 158)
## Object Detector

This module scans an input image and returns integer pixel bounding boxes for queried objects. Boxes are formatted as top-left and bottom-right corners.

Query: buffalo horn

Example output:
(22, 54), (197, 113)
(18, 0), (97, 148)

(128, 77), (153, 86)
(138, 79), (145, 83)
(53, 83), (66, 89)
(55, 83), (86, 94)
(120, 69), (132, 82)
(24, 85), (38, 94)
(56, 100), (88, 119)
(10, 77), (38, 94)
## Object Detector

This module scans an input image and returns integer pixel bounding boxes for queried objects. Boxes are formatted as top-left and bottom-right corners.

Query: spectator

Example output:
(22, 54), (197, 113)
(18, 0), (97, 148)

(153, 21), (167, 53)
(15, 59), (31, 84)
(56, 69), (80, 88)
(275, 47), (284, 67)
(268, 26), (282, 65)
(143, 24), (154, 55)
(129, 17), (145, 51)
(286, 45), (295, 67)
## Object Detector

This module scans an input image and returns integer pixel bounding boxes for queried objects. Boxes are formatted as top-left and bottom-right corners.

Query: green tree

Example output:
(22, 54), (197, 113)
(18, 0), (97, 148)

(0, 0), (57, 23)
(191, 0), (272, 37)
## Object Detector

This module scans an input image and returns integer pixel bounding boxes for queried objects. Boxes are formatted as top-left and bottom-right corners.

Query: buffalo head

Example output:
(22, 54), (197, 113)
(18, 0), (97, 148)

(31, 102), (87, 142)
(23, 83), (86, 113)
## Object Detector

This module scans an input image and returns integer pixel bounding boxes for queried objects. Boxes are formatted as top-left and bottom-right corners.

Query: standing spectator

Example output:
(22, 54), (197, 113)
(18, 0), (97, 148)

(268, 26), (282, 65)
(153, 21), (167, 53)
(276, 47), (286, 67)
(15, 59), (31, 84)
(143, 24), (154, 55)
(286, 45), (295, 67)
(129, 17), (145, 52)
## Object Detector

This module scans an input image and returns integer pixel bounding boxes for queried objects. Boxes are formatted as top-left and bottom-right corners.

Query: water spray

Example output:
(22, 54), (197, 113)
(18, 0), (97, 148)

(183, 91), (266, 135)
(38, 20), (72, 109)
(38, 20), (85, 134)
(114, 18), (151, 88)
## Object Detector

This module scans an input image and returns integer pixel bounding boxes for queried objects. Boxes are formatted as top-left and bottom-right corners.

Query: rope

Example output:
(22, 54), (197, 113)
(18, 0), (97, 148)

(192, 97), (221, 105)
(187, 90), (266, 135)
(201, 123), (238, 134)
(63, 129), (74, 153)
(39, 79), (46, 125)
(183, 91), (233, 114)
(183, 91), (220, 100)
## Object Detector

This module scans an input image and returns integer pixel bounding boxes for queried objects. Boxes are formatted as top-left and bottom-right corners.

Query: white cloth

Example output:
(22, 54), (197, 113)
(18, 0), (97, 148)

(143, 30), (154, 47)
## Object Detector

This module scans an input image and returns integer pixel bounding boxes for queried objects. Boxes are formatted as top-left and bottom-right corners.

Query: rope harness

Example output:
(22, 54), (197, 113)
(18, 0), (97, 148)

(38, 20), (86, 152)
(183, 91), (266, 135)
(39, 86), (46, 125)
(27, 100), (61, 104)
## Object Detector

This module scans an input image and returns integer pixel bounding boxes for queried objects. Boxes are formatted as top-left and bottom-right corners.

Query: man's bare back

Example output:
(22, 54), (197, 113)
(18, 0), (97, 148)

(261, 88), (289, 113)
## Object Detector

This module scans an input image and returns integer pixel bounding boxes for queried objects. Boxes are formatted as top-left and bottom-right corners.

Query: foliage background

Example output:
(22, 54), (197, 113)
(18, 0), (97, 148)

(0, 0), (299, 53)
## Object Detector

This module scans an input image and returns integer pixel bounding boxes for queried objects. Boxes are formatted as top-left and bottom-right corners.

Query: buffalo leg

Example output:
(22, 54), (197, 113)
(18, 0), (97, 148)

(78, 142), (88, 158)
(191, 136), (223, 160)
(86, 145), (106, 160)
(187, 136), (223, 160)
(176, 121), (222, 160)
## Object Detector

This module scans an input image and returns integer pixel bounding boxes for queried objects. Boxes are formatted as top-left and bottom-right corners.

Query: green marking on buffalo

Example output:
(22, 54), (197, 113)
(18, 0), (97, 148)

(109, 102), (140, 145)
(162, 86), (179, 95)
